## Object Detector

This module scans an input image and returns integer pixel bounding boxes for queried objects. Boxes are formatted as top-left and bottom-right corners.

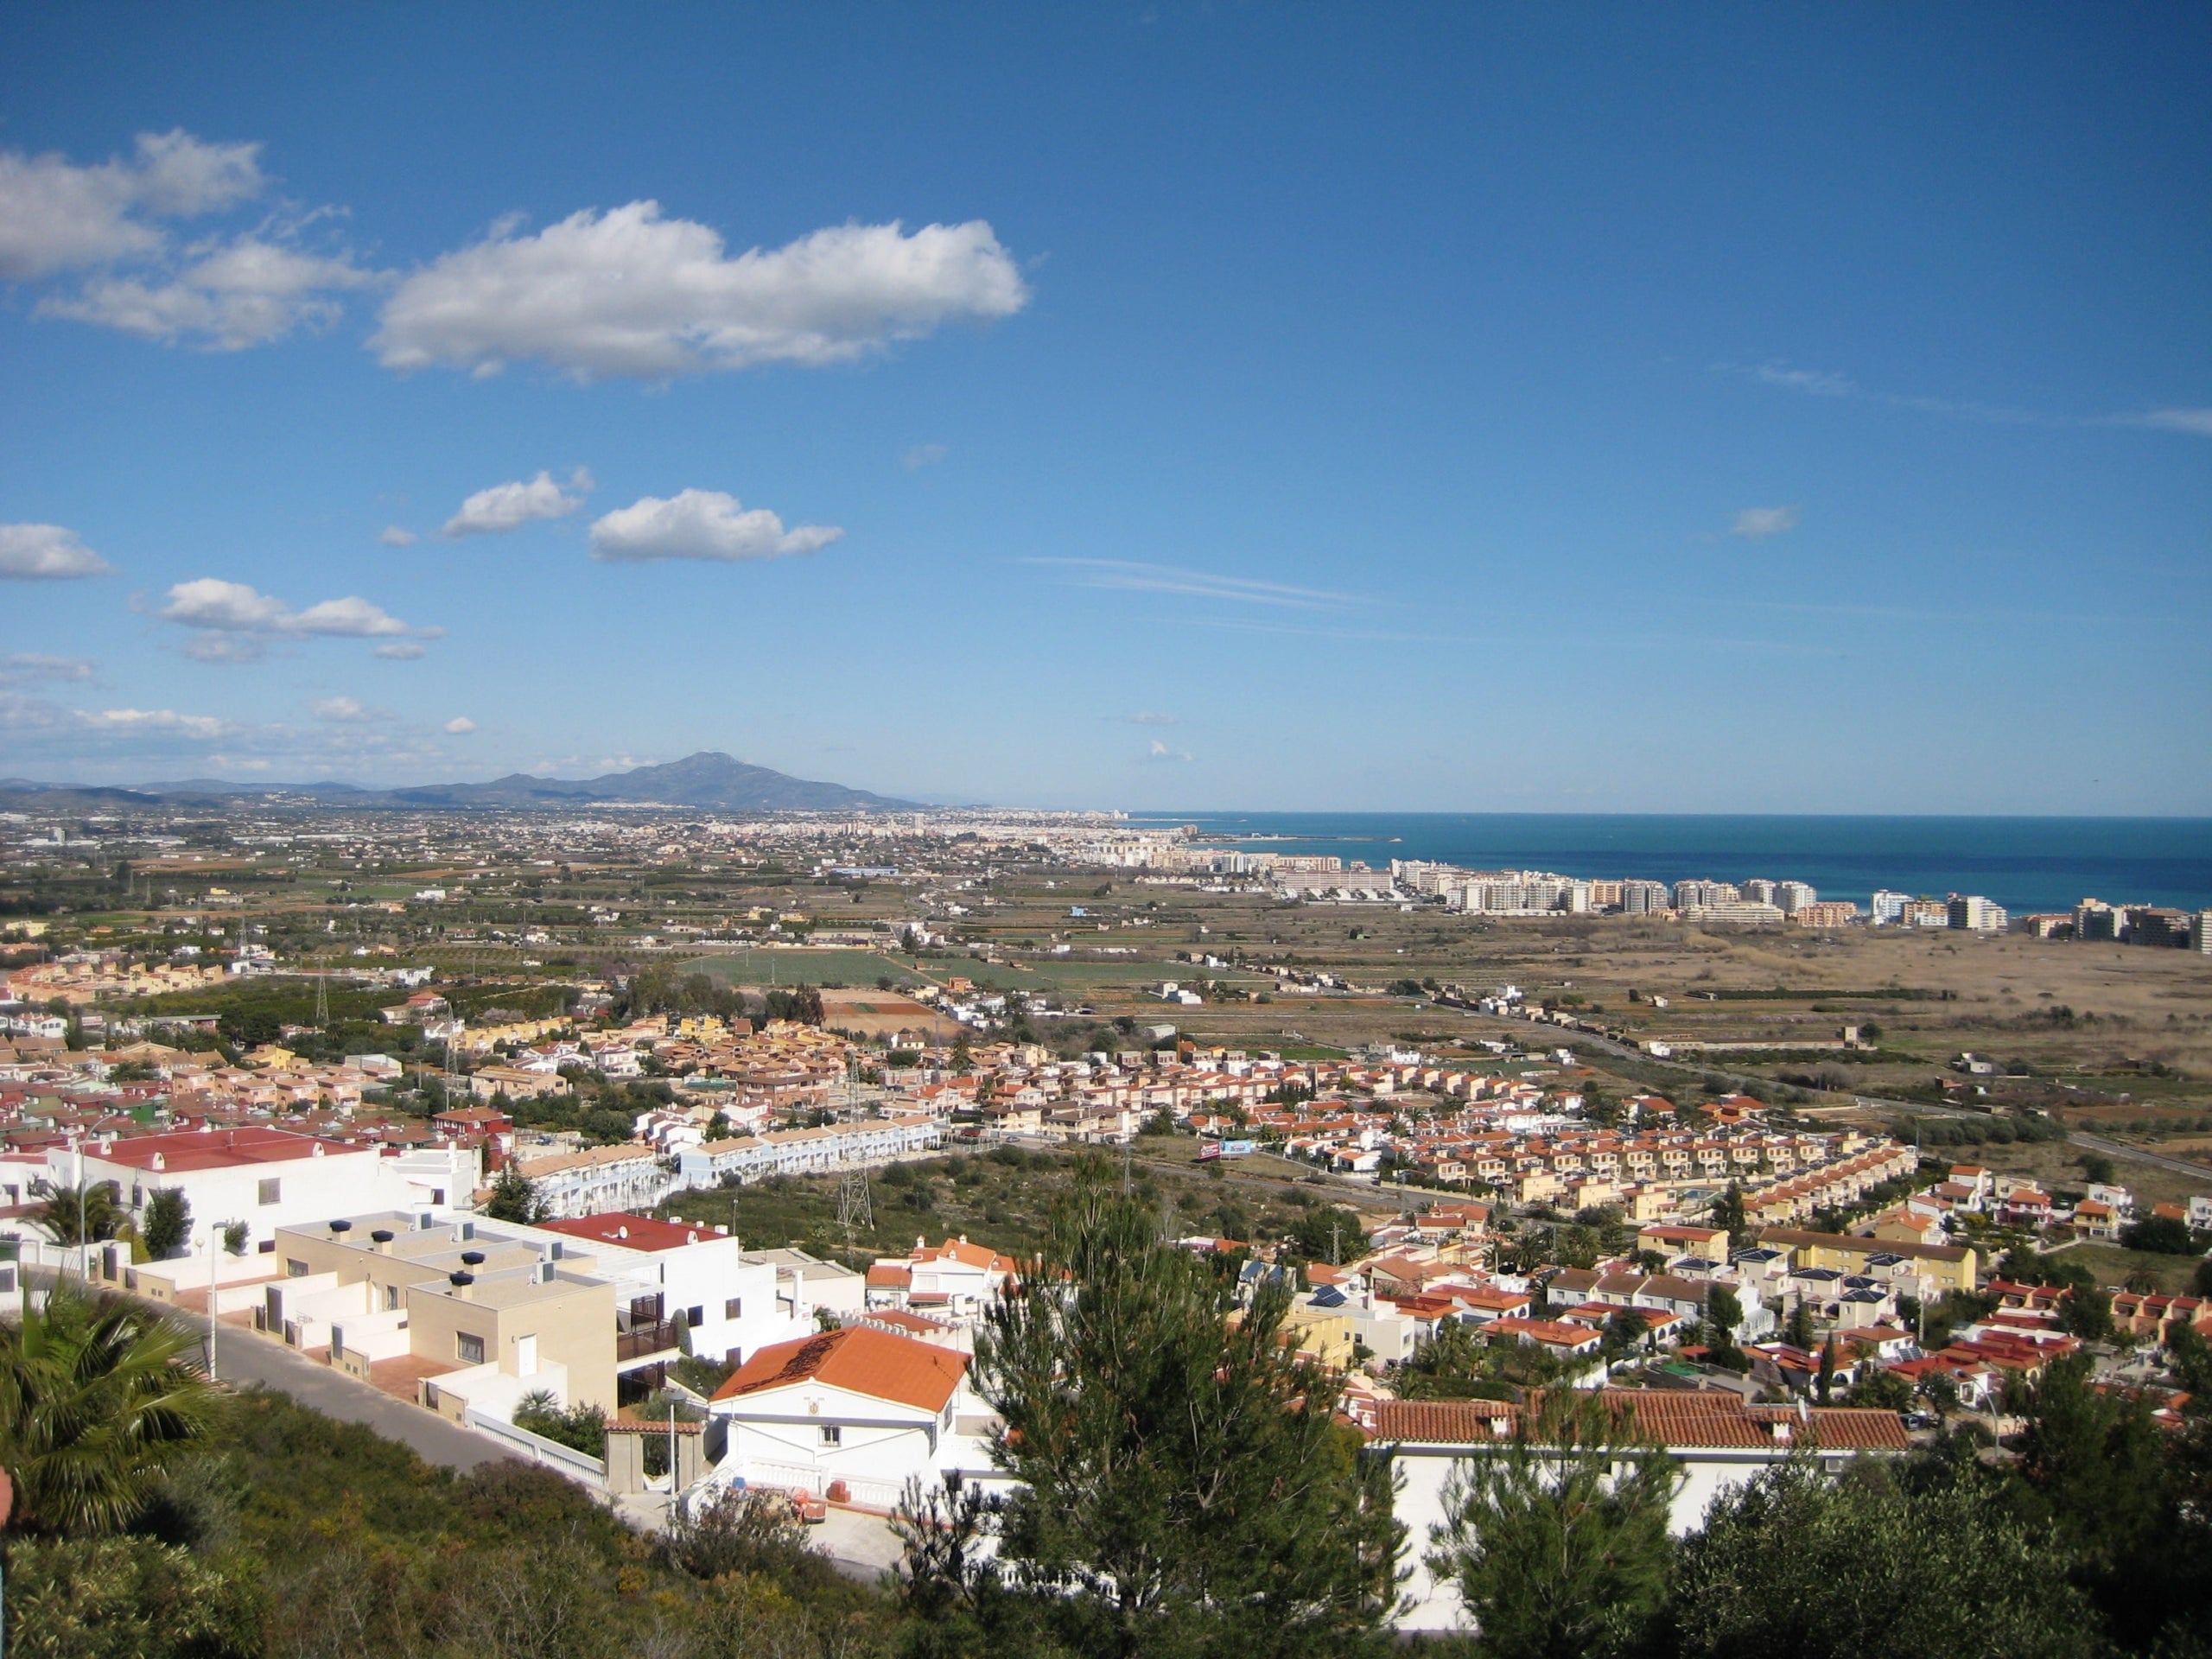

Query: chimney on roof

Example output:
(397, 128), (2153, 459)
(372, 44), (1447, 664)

(616, 1224), (628, 1239)
(151, 1151), (165, 1171)
(311, 1142), (325, 1158)
(448, 1270), (474, 1300)
(370, 1229), (394, 1253)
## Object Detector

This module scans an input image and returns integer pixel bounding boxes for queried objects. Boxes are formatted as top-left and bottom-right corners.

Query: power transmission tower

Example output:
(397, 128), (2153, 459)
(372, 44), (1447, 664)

(313, 974), (330, 1030)
(836, 1169), (873, 1251)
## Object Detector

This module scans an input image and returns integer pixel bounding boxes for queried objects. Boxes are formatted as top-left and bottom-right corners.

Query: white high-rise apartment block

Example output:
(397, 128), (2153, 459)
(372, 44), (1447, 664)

(1871, 889), (1910, 925)
(1776, 881), (1817, 915)
(1948, 895), (2008, 933)
(1619, 880), (1671, 914)
(2194, 911), (2212, 954)
(1672, 880), (1740, 910)
(1742, 879), (1778, 905)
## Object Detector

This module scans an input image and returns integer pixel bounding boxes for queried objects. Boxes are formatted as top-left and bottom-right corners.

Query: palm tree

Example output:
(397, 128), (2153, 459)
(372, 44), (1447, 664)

(29, 1177), (124, 1247)
(0, 1286), (219, 1535)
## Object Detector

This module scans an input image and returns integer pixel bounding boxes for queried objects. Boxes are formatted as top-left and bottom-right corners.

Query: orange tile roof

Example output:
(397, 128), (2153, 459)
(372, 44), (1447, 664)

(1370, 1389), (1908, 1452)
(712, 1325), (966, 1414)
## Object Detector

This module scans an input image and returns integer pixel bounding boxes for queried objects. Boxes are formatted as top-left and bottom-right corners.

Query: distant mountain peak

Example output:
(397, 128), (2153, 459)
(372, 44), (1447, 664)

(0, 752), (922, 813)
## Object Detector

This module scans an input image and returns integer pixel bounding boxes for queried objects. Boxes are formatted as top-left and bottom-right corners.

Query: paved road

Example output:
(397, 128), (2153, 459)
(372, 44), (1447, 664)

(204, 1317), (520, 1471)
(30, 1268), (519, 1475)
(2068, 1132), (2212, 1183)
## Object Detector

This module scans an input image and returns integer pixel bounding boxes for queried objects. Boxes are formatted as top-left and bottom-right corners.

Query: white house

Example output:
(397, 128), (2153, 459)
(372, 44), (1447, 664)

(52, 1126), (477, 1264)
(514, 1144), (673, 1218)
(533, 1212), (814, 1369)
(698, 1325), (995, 1511)
(1372, 1390), (1909, 1633)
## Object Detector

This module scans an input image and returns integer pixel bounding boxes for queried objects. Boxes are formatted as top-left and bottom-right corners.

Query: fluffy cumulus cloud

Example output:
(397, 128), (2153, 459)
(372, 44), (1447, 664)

(1731, 505), (1802, 540)
(0, 130), (261, 279)
(42, 236), (378, 351)
(372, 203), (1028, 380)
(588, 489), (842, 563)
(443, 467), (592, 537)
(0, 523), (113, 580)
(443, 716), (476, 734)
(311, 696), (380, 723)
(157, 578), (436, 660)
(2, 129), (376, 349)
(378, 525), (418, 547)
(1145, 739), (1196, 763)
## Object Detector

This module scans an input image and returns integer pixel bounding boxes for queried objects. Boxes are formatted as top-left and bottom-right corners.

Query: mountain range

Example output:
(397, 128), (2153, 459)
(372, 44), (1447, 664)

(0, 753), (921, 813)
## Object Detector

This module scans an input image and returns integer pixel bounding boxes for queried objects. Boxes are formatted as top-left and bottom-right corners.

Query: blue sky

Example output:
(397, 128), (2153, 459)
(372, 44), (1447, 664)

(3, 4), (2207, 812)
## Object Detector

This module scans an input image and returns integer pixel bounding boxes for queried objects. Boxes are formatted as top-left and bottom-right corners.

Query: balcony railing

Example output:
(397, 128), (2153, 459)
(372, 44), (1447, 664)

(616, 1319), (683, 1362)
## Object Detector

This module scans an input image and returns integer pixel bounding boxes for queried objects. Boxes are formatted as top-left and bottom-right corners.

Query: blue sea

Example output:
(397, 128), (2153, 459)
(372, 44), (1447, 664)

(1128, 814), (2212, 917)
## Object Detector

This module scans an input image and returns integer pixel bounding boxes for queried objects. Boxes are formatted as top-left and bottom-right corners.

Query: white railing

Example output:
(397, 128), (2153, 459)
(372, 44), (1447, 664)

(462, 1407), (608, 1489)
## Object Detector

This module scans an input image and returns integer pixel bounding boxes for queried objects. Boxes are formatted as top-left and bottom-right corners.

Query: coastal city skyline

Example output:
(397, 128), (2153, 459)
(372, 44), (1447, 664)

(5, 8), (2209, 815)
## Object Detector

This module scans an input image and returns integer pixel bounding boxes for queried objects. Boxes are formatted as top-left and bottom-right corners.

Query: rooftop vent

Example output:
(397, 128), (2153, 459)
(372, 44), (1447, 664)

(460, 1249), (486, 1267)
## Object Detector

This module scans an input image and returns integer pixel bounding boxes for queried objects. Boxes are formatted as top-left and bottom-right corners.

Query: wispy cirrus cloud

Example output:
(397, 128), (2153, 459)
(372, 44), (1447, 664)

(1730, 505), (1801, 540)
(1722, 360), (2212, 441)
(0, 653), (95, 683)
(1028, 558), (1362, 611)
(1124, 712), (1179, 726)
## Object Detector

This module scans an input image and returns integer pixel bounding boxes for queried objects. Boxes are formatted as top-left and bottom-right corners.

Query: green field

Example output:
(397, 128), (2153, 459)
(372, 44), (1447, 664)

(671, 948), (920, 988)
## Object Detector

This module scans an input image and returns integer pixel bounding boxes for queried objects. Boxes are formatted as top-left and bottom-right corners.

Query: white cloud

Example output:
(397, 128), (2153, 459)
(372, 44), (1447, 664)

(443, 716), (477, 734)
(1145, 739), (1196, 763)
(0, 523), (113, 580)
(0, 653), (94, 683)
(312, 696), (382, 723)
(81, 707), (232, 740)
(1730, 505), (1802, 540)
(185, 633), (268, 664)
(372, 203), (1028, 381)
(442, 467), (592, 537)
(1126, 712), (1179, 726)
(0, 130), (261, 280)
(374, 641), (428, 660)
(901, 442), (949, 471)
(1030, 558), (1358, 611)
(2, 130), (375, 350)
(41, 236), (378, 350)
(588, 489), (842, 563)
(378, 525), (418, 547)
(158, 578), (430, 658)
(2126, 408), (2212, 439)
(1749, 362), (1854, 397)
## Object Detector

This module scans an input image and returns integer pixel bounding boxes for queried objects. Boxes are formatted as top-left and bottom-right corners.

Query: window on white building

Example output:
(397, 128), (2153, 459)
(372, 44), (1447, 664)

(257, 1178), (281, 1205)
(820, 1425), (841, 1446)
(724, 1297), (742, 1319)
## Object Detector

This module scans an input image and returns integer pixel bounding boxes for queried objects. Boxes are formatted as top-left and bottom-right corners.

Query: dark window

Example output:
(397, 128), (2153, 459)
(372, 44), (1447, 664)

(286, 1260), (308, 1278)
(257, 1239), (275, 1254)
(820, 1425), (841, 1446)
(686, 1305), (704, 1327)
(456, 1332), (485, 1365)
(257, 1178), (282, 1205)
(724, 1298), (742, 1320)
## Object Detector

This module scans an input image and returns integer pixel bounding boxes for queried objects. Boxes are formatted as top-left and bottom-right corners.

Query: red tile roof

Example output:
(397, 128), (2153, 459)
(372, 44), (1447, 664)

(537, 1213), (720, 1253)
(712, 1325), (966, 1414)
